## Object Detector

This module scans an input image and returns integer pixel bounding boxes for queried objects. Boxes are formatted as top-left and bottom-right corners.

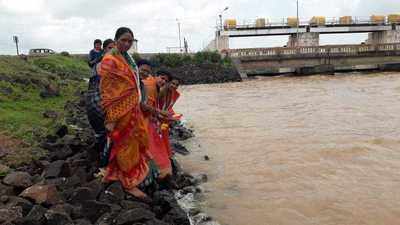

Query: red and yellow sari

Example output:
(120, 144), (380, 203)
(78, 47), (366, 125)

(142, 76), (172, 176)
(159, 89), (181, 157)
(99, 52), (150, 190)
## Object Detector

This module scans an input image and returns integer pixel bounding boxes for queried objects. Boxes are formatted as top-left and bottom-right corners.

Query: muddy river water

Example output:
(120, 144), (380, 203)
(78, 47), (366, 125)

(175, 73), (400, 225)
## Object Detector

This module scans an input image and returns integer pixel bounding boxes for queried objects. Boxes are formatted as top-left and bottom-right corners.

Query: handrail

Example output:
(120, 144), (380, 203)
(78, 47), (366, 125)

(229, 43), (400, 58)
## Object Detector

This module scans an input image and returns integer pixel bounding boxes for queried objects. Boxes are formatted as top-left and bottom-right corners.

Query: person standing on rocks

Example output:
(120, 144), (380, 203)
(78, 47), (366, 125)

(86, 39), (115, 170)
(88, 39), (103, 69)
(139, 62), (173, 180)
(158, 73), (182, 157)
(98, 27), (157, 198)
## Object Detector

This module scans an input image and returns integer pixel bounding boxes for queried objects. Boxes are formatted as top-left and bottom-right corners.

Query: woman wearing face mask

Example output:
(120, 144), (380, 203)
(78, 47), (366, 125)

(98, 27), (157, 198)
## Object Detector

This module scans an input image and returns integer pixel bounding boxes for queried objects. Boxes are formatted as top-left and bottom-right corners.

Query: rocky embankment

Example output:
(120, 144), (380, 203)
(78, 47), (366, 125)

(166, 63), (242, 85)
(0, 92), (209, 225)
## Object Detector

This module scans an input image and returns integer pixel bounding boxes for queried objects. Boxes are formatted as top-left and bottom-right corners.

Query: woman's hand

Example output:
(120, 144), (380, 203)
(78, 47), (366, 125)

(105, 122), (116, 132)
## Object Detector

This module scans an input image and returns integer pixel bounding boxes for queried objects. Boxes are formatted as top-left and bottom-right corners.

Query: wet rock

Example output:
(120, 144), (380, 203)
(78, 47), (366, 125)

(44, 209), (73, 225)
(193, 174), (208, 185)
(50, 203), (74, 217)
(120, 200), (151, 211)
(3, 171), (33, 189)
(99, 182), (125, 204)
(49, 145), (74, 161)
(171, 141), (190, 156)
(79, 200), (111, 223)
(192, 213), (213, 225)
(43, 110), (59, 119)
(0, 195), (9, 203)
(169, 123), (194, 140)
(74, 219), (93, 225)
(152, 191), (177, 218)
(162, 207), (190, 225)
(45, 177), (68, 188)
(114, 208), (156, 225)
(95, 213), (114, 225)
(40, 83), (60, 98)
(83, 179), (103, 200)
(146, 218), (171, 225)
(44, 160), (69, 179)
(18, 205), (47, 225)
(6, 196), (33, 216)
(0, 183), (15, 197)
(56, 125), (69, 138)
(181, 186), (198, 195)
(68, 187), (97, 203)
(20, 184), (63, 206)
(0, 206), (23, 224)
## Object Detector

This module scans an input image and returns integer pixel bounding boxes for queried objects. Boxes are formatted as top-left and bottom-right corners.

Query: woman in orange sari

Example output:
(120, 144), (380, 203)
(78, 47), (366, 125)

(138, 61), (173, 179)
(99, 27), (155, 198)
(157, 72), (181, 158)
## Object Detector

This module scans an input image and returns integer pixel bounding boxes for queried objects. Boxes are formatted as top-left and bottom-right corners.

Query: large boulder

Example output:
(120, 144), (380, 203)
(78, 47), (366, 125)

(79, 200), (111, 223)
(0, 206), (23, 224)
(99, 182), (125, 204)
(49, 145), (74, 161)
(114, 208), (156, 225)
(44, 209), (73, 225)
(20, 184), (63, 206)
(17, 205), (47, 225)
(43, 160), (70, 179)
(6, 196), (33, 216)
(68, 187), (97, 204)
(3, 171), (33, 189)
(0, 183), (15, 196)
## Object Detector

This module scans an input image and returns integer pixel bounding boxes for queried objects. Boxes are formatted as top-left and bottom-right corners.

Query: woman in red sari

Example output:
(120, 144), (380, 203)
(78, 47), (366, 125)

(157, 72), (181, 158)
(137, 61), (173, 179)
(98, 27), (154, 198)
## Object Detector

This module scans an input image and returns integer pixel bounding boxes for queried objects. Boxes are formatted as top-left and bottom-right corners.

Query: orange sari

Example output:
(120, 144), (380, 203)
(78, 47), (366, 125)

(99, 52), (150, 190)
(159, 89), (181, 157)
(142, 76), (172, 175)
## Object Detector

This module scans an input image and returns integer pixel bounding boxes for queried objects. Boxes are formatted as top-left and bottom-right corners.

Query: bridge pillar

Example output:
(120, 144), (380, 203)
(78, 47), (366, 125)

(287, 33), (319, 47)
(216, 34), (229, 52)
(366, 30), (400, 44)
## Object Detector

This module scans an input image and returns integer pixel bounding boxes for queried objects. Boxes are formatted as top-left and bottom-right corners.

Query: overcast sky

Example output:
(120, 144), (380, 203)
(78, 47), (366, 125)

(0, 0), (399, 54)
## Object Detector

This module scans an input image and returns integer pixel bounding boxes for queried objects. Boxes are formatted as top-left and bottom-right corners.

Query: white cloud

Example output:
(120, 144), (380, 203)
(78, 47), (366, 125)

(0, 0), (399, 54)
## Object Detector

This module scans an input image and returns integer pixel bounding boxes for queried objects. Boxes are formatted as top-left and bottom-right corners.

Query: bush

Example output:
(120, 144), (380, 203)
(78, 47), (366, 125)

(31, 55), (90, 80)
(60, 51), (70, 57)
(147, 51), (229, 68)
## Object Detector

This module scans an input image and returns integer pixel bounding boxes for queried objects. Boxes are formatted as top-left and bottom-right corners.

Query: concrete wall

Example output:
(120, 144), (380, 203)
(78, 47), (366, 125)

(367, 30), (400, 44)
(229, 43), (400, 76)
(287, 33), (320, 47)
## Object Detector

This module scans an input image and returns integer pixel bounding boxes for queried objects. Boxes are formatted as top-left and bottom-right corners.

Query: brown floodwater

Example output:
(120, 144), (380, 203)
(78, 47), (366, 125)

(175, 72), (400, 225)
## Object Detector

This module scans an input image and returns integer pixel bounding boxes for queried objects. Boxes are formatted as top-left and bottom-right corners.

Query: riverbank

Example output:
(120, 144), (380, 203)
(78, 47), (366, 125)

(0, 89), (214, 225)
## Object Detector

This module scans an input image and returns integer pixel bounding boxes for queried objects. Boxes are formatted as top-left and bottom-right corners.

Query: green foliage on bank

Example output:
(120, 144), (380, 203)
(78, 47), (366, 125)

(31, 55), (90, 80)
(0, 55), (87, 148)
(134, 51), (233, 68)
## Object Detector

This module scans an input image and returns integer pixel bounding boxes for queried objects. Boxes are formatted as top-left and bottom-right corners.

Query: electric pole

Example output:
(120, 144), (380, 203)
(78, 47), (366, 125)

(296, 0), (299, 47)
(13, 36), (19, 55)
(176, 19), (182, 53)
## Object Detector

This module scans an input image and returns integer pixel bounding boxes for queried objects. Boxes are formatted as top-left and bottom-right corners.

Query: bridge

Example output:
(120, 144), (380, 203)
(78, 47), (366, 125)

(228, 43), (400, 78)
(205, 15), (400, 51)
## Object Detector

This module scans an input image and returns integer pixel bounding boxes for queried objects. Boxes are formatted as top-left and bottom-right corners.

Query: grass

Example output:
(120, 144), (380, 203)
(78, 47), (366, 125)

(0, 55), (88, 167)
(31, 55), (90, 80)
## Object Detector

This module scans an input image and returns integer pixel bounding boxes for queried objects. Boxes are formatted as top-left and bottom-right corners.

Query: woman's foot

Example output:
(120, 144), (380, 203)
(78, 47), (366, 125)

(126, 187), (148, 199)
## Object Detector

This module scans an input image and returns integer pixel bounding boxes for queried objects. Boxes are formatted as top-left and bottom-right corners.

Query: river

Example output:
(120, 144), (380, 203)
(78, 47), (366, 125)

(175, 72), (400, 225)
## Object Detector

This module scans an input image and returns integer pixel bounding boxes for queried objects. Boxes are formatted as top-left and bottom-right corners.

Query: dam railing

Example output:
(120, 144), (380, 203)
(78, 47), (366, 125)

(228, 43), (400, 59)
